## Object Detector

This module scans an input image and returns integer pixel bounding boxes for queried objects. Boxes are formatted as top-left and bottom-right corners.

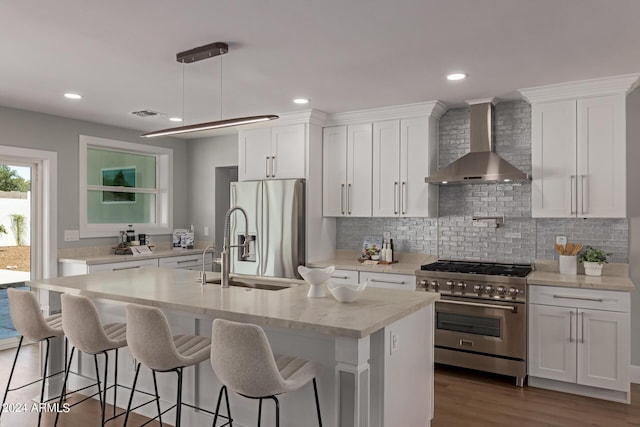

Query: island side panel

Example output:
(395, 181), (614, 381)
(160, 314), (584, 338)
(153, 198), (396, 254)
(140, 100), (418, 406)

(335, 335), (371, 427)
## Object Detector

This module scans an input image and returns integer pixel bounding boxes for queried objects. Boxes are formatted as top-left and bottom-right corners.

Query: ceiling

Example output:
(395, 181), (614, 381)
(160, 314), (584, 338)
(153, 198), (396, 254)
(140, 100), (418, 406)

(2, 0), (640, 138)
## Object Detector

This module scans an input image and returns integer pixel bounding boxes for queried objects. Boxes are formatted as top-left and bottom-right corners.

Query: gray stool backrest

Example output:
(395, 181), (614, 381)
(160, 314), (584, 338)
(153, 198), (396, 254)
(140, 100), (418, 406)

(7, 288), (61, 341)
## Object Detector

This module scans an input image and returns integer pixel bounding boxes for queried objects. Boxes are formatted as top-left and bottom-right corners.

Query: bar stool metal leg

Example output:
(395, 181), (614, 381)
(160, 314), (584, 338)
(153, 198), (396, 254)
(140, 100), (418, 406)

(93, 354), (103, 409)
(55, 347), (76, 426)
(0, 336), (23, 420)
(101, 351), (109, 426)
(257, 398), (263, 427)
(113, 348), (118, 419)
(152, 371), (163, 426)
(175, 367), (183, 427)
(313, 378), (322, 426)
(123, 362), (141, 427)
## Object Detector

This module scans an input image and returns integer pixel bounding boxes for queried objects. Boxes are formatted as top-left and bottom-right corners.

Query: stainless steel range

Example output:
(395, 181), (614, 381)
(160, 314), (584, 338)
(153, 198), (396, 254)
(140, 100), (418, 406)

(415, 260), (532, 387)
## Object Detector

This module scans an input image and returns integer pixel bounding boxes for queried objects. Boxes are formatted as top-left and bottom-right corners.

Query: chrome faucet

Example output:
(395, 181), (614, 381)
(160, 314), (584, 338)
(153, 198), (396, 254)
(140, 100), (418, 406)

(198, 245), (216, 285)
(217, 206), (250, 288)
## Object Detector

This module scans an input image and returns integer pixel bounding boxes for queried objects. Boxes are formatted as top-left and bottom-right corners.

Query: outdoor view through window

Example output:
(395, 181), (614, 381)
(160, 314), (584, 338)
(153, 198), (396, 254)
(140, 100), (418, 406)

(0, 164), (31, 342)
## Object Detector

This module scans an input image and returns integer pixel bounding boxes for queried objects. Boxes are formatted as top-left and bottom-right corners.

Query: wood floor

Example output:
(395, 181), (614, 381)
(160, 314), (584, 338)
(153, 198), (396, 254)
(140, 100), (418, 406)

(1, 344), (639, 426)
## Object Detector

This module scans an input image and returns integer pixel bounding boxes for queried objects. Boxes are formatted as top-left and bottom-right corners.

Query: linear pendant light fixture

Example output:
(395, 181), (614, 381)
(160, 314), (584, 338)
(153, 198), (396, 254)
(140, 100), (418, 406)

(141, 42), (278, 138)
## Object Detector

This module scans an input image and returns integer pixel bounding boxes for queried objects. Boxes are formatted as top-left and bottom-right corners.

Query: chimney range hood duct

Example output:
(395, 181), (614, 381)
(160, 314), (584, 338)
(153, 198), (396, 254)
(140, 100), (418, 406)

(425, 100), (531, 184)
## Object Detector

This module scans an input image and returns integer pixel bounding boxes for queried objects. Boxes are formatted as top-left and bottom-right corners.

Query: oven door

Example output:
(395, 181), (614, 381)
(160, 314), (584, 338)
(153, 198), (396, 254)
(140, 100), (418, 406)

(435, 295), (526, 359)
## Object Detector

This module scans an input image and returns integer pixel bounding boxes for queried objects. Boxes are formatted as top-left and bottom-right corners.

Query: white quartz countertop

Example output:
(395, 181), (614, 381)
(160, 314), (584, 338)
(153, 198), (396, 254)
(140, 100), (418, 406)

(308, 250), (438, 275)
(58, 248), (208, 265)
(528, 260), (635, 292)
(28, 268), (439, 338)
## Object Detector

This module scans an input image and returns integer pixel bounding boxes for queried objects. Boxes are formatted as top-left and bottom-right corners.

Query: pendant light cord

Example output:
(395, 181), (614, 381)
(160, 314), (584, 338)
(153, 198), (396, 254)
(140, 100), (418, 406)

(182, 61), (186, 124)
(219, 51), (223, 120)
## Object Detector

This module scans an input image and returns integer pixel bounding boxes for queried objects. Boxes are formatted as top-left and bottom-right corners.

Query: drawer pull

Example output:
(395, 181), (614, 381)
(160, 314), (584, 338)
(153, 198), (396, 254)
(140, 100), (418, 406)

(552, 295), (603, 302)
(331, 275), (350, 280)
(177, 259), (199, 264)
(113, 265), (141, 271)
(368, 278), (406, 285)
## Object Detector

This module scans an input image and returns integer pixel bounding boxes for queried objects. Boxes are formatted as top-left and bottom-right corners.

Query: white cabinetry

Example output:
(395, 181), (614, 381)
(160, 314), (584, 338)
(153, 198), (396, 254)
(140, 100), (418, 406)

(359, 271), (416, 291)
(521, 74), (639, 218)
(87, 258), (159, 274)
(372, 118), (438, 217)
(238, 123), (306, 181)
(158, 253), (213, 271)
(528, 285), (630, 402)
(322, 124), (373, 216)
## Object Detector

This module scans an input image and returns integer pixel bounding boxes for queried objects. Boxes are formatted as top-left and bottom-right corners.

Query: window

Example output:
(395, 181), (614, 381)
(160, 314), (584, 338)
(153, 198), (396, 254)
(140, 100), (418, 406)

(79, 135), (173, 238)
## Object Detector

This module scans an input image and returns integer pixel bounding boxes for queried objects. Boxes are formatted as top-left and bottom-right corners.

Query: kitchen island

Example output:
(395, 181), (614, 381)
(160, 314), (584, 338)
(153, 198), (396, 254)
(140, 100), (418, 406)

(28, 267), (438, 427)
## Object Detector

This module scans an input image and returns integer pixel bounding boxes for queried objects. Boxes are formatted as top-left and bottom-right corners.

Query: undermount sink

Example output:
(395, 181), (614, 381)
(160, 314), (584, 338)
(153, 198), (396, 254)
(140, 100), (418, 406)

(204, 278), (292, 291)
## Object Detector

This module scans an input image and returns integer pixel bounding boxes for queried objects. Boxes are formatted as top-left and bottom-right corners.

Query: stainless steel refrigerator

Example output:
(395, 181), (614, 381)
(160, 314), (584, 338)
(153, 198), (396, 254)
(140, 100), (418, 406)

(229, 179), (305, 279)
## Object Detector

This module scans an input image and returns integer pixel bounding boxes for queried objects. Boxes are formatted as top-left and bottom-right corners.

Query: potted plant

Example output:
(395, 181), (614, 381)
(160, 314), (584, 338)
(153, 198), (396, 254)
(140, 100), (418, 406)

(579, 246), (610, 276)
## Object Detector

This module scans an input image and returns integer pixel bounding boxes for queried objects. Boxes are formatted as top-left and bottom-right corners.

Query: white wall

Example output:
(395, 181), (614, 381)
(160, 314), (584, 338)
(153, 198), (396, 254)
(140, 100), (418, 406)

(626, 88), (640, 366)
(0, 105), (188, 249)
(186, 133), (238, 247)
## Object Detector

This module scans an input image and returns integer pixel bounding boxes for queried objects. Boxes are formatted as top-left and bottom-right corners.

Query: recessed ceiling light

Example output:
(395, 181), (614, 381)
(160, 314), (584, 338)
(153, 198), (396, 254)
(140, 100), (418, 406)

(64, 93), (82, 100)
(446, 73), (467, 81)
(293, 98), (310, 104)
(169, 117), (183, 122)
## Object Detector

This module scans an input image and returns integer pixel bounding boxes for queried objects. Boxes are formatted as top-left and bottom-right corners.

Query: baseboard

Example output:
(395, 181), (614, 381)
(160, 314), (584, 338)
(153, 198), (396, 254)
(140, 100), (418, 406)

(631, 365), (640, 384)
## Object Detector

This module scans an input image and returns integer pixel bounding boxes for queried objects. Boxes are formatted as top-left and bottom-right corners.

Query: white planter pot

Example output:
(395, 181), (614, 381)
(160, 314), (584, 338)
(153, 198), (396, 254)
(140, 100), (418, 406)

(583, 261), (603, 276)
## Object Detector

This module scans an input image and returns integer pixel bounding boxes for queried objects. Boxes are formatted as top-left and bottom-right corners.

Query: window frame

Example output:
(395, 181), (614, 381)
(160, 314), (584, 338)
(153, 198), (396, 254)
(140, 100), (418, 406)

(79, 135), (173, 238)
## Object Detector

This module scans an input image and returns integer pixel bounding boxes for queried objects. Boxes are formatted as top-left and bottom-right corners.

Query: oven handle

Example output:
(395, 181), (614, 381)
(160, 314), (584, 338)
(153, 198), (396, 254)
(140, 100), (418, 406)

(437, 299), (518, 312)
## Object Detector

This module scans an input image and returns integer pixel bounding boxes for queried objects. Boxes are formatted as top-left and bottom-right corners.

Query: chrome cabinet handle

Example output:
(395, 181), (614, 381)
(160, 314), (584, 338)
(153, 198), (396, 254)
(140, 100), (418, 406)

(553, 295), (604, 302)
(368, 278), (406, 285)
(570, 175), (576, 215)
(271, 156), (276, 178)
(437, 299), (517, 312)
(569, 311), (573, 343)
(402, 181), (407, 215)
(341, 184), (345, 215)
(265, 156), (270, 178)
(581, 175), (586, 215)
(347, 183), (352, 215)
(581, 312), (585, 343)
(331, 275), (349, 280)
(113, 265), (141, 271)
(394, 182), (399, 214)
(177, 259), (199, 264)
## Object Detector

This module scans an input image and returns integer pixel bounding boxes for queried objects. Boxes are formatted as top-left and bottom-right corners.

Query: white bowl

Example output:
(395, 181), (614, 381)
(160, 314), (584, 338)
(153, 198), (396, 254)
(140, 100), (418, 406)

(327, 282), (367, 303)
(298, 265), (335, 286)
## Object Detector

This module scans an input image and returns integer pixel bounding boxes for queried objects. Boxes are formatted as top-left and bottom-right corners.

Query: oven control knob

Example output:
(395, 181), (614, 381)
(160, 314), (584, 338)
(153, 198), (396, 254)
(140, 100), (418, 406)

(456, 282), (467, 290)
(508, 287), (520, 297)
(473, 284), (483, 293)
(446, 281), (455, 289)
(485, 285), (494, 294)
(419, 280), (429, 289)
(497, 286), (506, 295)
(430, 281), (440, 290)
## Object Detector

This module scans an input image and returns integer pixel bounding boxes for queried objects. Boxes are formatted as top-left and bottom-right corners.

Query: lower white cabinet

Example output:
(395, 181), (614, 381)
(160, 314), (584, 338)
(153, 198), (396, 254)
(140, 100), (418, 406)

(329, 268), (359, 285)
(528, 285), (630, 401)
(359, 271), (416, 291)
(158, 253), (213, 270)
(87, 258), (159, 274)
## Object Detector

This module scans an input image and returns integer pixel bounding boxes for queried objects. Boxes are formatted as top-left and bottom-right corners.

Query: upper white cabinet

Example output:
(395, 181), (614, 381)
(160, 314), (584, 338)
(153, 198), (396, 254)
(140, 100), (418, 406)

(323, 101), (445, 218)
(238, 123), (306, 181)
(322, 123), (373, 216)
(372, 117), (438, 217)
(521, 74), (639, 218)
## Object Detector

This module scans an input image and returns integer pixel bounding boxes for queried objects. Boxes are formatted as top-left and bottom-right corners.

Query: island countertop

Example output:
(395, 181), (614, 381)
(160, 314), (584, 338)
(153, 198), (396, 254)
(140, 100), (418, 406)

(28, 268), (439, 339)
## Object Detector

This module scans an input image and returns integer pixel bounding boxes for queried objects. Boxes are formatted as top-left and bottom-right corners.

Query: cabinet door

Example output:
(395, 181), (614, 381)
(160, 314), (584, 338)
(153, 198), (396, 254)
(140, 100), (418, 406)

(401, 117), (433, 217)
(359, 271), (416, 291)
(346, 123), (373, 217)
(271, 124), (306, 179)
(577, 309), (630, 391)
(577, 95), (626, 217)
(531, 101), (577, 217)
(329, 268), (359, 285)
(238, 127), (271, 181)
(528, 304), (577, 382)
(372, 120), (401, 217)
(323, 126), (348, 216)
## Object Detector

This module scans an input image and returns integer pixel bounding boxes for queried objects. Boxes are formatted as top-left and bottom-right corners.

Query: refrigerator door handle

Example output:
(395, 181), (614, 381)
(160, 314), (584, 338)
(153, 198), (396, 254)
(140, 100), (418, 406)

(271, 156), (276, 178)
(265, 156), (270, 178)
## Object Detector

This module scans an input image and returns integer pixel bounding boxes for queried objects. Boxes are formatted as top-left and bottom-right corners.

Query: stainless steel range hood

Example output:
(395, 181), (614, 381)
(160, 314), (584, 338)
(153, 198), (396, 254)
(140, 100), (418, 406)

(425, 100), (531, 184)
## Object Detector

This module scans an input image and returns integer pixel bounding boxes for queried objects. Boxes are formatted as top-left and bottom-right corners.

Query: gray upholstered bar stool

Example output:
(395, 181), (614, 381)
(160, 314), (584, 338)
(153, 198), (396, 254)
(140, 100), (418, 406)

(123, 304), (228, 427)
(54, 293), (128, 427)
(2, 288), (66, 427)
(210, 318), (323, 427)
